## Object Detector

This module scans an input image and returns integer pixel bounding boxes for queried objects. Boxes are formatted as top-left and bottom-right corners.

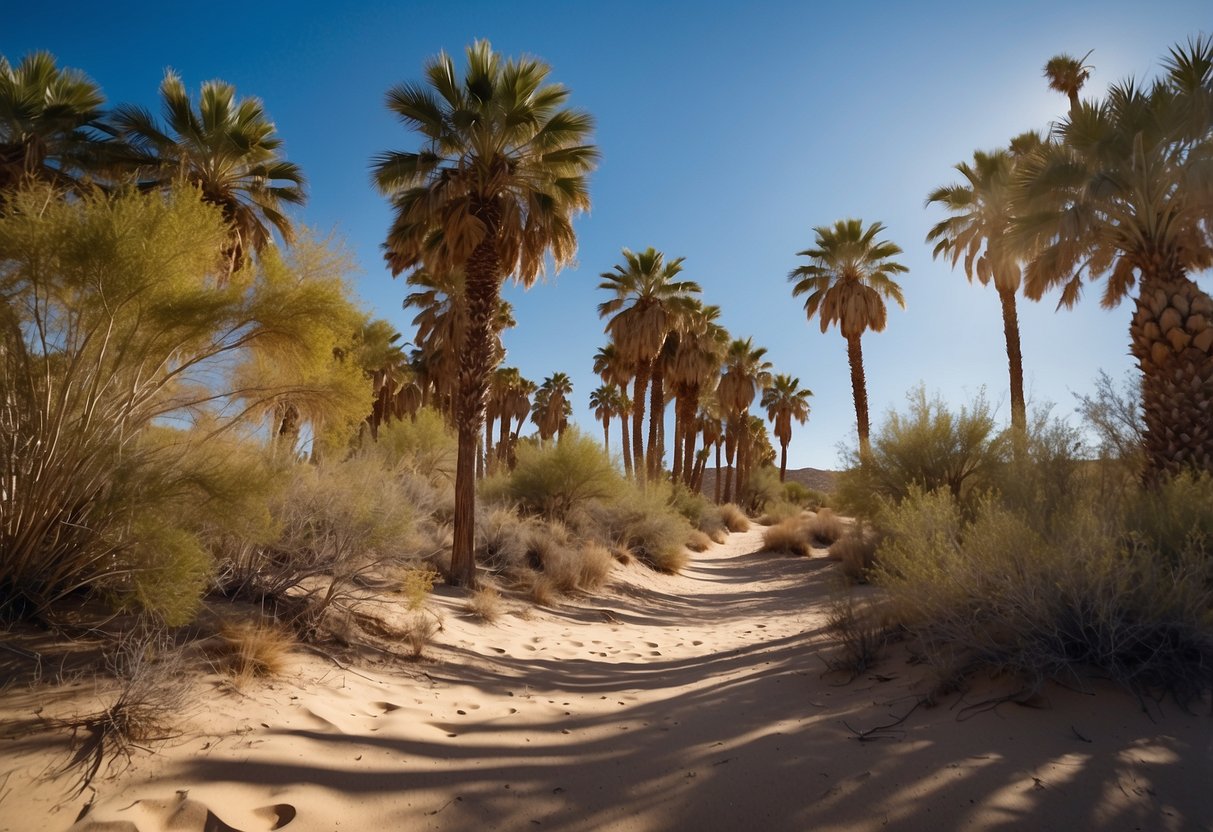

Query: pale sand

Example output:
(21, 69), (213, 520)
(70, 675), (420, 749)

(3, 525), (1212, 831)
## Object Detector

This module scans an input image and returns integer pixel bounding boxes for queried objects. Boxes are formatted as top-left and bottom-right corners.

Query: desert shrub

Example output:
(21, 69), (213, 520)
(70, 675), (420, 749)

(719, 503), (750, 533)
(504, 430), (626, 520)
(738, 465), (783, 514)
(758, 500), (803, 525)
(669, 484), (727, 538)
(1122, 473), (1213, 567)
(465, 585), (503, 623)
(582, 482), (691, 574)
(0, 186), (368, 623)
(783, 481), (828, 509)
(400, 565), (439, 611)
(761, 518), (811, 557)
(875, 487), (1213, 702)
(830, 529), (879, 583)
(212, 620), (294, 683)
(1074, 369), (1144, 467)
(807, 508), (844, 546)
(475, 508), (533, 570)
(834, 386), (1007, 519)
(686, 530), (714, 552)
(372, 408), (457, 481)
(822, 595), (888, 681)
(402, 612), (439, 659)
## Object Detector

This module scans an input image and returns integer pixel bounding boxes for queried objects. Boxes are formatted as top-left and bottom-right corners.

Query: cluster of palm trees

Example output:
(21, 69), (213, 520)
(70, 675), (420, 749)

(924, 40), (1213, 481)
(1, 53), (304, 280)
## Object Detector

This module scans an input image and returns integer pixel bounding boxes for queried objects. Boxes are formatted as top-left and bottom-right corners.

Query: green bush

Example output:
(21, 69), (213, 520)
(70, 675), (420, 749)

(875, 487), (1213, 701)
(503, 430), (626, 520)
(782, 481), (828, 509)
(581, 482), (692, 574)
(835, 386), (1007, 519)
(668, 483), (727, 537)
(738, 465), (783, 514)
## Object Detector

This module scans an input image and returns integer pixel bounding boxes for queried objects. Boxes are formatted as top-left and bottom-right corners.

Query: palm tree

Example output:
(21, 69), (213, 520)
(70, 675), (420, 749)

(373, 41), (596, 586)
(789, 219), (908, 457)
(1044, 51), (1093, 113)
(593, 343), (634, 476)
(589, 384), (621, 452)
(717, 337), (773, 501)
(113, 71), (305, 277)
(667, 302), (728, 485)
(761, 374), (813, 482)
(533, 372), (573, 441)
(926, 149), (1028, 436)
(355, 319), (412, 440)
(598, 247), (700, 480)
(1015, 37), (1213, 481)
(0, 51), (115, 197)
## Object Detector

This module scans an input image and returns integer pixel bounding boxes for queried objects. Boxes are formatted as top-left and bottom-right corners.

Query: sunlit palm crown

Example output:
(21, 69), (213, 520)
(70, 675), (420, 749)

(926, 149), (1022, 294)
(598, 246), (702, 364)
(1014, 38), (1213, 309)
(112, 71), (304, 261)
(718, 337), (773, 413)
(373, 40), (597, 280)
(593, 343), (633, 387)
(668, 302), (729, 389)
(0, 51), (112, 190)
(405, 269), (514, 367)
(789, 219), (908, 338)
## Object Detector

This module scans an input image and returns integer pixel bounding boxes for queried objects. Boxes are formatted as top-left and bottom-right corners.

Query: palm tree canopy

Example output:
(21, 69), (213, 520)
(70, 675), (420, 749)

(0, 51), (113, 191)
(789, 219), (908, 338)
(1014, 37), (1213, 309)
(597, 246), (702, 365)
(1044, 51), (1093, 102)
(373, 40), (598, 281)
(112, 70), (305, 262)
(718, 337), (773, 415)
(668, 302), (729, 392)
(926, 149), (1023, 295)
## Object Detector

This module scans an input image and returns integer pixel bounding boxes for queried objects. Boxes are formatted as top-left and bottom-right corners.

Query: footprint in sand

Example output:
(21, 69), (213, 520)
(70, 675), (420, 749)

(568, 640), (585, 648)
(692, 640), (703, 646)
(491, 646), (506, 654)
(644, 641), (659, 648)
(373, 701), (402, 713)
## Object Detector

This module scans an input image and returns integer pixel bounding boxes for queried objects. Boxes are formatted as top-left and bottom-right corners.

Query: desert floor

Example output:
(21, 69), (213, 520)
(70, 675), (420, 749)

(3, 523), (1211, 832)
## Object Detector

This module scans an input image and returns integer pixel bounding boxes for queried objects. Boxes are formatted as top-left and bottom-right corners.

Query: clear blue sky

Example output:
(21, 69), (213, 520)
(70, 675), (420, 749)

(7, 1), (1210, 468)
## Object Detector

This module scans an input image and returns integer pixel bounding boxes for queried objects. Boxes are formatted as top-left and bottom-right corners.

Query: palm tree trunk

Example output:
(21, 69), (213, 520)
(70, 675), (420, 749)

(620, 412), (633, 477)
(846, 334), (872, 458)
(998, 287), (1027, 440)
(481, 414), (493, 478)
(450, 218), (503, 589)
(671, 396), (685, 483)
(680, 397), (697, 486)
(499, 414), (510, 467)
(723, 444), (736, 504)
(602, 415), (610, 454)
(631, 364), (649, 481)
(1129, 271), (1213, 482)
(779, 440), (788, 482)
(647, 363), (664, 479)
(713, 441), (723, 502)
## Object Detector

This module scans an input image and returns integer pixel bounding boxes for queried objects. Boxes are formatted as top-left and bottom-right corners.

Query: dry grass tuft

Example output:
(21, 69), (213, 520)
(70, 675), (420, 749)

(807, 508), (844, 546)
(612, 546), (635, 565)
(761, 518), (812, 557)
(686, 529), (714, 552)
(465, 585), (503, 623)
(719, 503), (750, 533)
(576, 542), (615, 590)
(830, 530), (879, 583)
(823, 595), (888, 682)
(400, 565), (439, 611)
(213, 620), (294, 683)
(758, 500), (804, 525)
(529, 575), (557, 606)
(402, 612), (439, 659)
(709, 528), (728, 545)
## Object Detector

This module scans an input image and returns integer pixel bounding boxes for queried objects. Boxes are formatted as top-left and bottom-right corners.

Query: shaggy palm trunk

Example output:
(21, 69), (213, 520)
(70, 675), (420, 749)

(679, 396), (697, 486)
(498, 415), (510, 467)
(602, 415), (610, 454)
(670, 401), (684, 483)
(723, 445), (736, 504)
(779, 440), (789, 482)
(998, 287), (1027, 442)
(1129, 270), (1213, 482)
(713, 442), (723, 502)
(620, 412), (633, 477)
(648, 364), (664, 479)
(846, 334), (872, 458)
(450, 210), (503, 588)
(631, 364), (649, 481)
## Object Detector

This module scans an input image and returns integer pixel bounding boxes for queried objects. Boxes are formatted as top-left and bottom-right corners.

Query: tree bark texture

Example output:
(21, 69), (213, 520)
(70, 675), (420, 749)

(847, 335), (871, 458)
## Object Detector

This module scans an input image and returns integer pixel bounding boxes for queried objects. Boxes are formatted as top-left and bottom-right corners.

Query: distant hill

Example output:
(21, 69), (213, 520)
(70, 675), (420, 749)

(697, 466), (837, 497)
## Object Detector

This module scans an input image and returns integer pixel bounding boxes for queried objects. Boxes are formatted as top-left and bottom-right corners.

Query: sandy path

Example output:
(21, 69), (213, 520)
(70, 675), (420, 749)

(4, 525), (1212, 831)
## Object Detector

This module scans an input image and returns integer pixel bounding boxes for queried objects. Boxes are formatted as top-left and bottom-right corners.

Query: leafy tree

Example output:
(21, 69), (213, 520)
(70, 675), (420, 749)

(113, 71), (305, 279)
(761, 374), (813, 482)
(789, 219), (908, 456)
(1016, 38), (1213, 481)
(373, 41), (597, 586)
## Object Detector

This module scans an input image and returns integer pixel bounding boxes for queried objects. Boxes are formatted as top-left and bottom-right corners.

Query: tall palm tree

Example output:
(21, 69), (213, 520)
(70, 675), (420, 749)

(926, 149), (1028, 436)
(598, 247), (700, 480)
(355, 319), (412, 440)
(593, 343), (634, 476)
(1044, 51), (1093, 113)
(113, 71), (305, 277)
(373, 41), (596, 586)
(1015, 37), (1213, 481)
(717, 337), (772, 501)
(761, 374), (813, 482)
(789, 219), (908, 457)
(533, 372), (573, 441)
(668, 302), (729, 485)
(0, 51), (115, 196)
